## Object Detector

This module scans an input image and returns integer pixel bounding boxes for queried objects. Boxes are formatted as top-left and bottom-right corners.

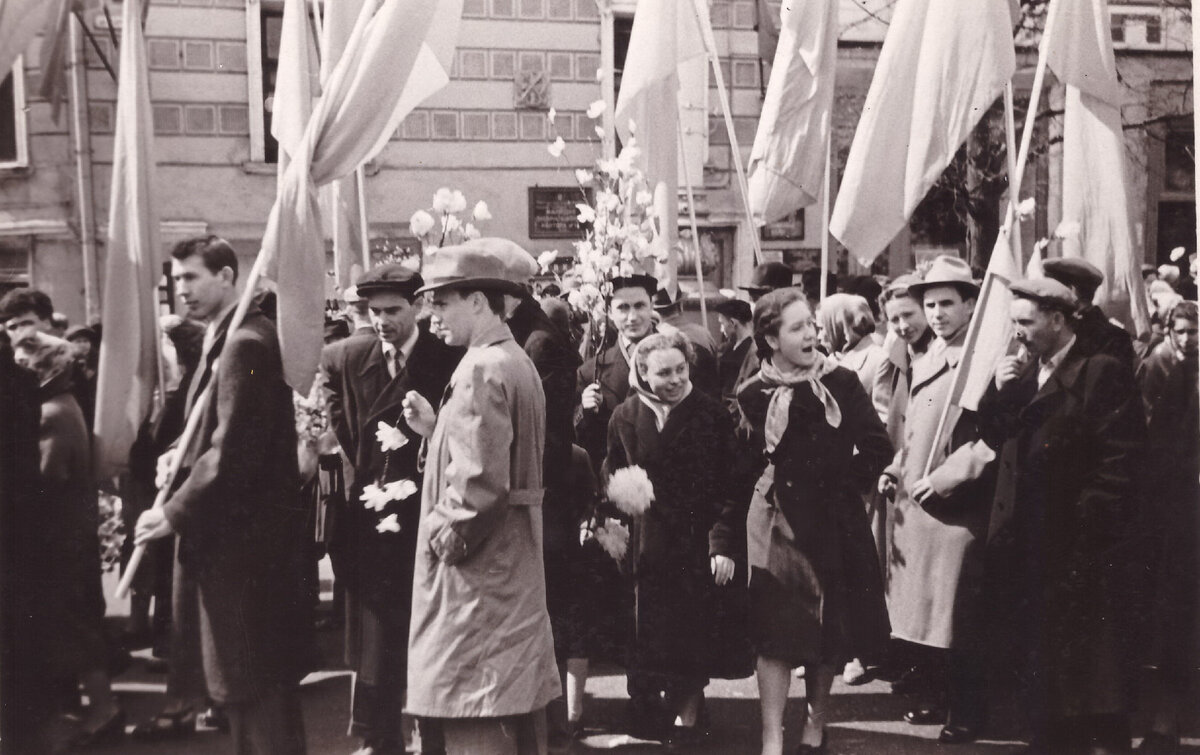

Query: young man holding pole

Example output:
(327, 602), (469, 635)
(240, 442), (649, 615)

(135, 236), (313, 755)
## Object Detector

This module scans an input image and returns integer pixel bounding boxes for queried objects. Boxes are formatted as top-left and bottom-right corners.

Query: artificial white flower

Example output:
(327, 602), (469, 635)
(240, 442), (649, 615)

(432, 187), (454, 212)
(594, 66), (607, 82)
(376, 514), (401, 533)
(1017, 197), (1036, 218)
(472, 200), (492, 221)
(616, 145), (641, 173)
(594, 125), (605, 139)
(464, 222), (481, 240)
(384, 479), (419, 501)
(594, 518), (630, 561)
(1053, 219), (1081, 239)
(635, 189), (654, 207)
(376, 421), (408, 452)
(547, 107), (557, 124)
(360, 483), (392, 512)
(448, 190), (467, 214)
(575, 168), (594, 184)
(443, 214), (462, 234)
(607, 465), (654, 516)
(547, 136), (566, 158)
(597, 158), (619, 177)
(586, 99), (607, 119)
(409, 209), (435, 237)
(538, 250), (558, 272)
(576, 204), (596, 224)
(1170, 246), (1186, 262)
(627, 118), (637, 135)
(567, 289), (586, 309)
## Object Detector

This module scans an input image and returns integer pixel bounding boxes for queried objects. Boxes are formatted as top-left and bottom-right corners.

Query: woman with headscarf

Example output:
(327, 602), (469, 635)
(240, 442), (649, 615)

(1137, 300), (1198, 421)
(738, 288), (892, 754)
(817, 293), (887, 404)
(14, 335), (123, 746)
(603, 331), (752, 746)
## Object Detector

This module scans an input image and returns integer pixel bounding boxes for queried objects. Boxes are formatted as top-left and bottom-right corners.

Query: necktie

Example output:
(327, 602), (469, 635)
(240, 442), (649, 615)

(389, 349), (404, 379)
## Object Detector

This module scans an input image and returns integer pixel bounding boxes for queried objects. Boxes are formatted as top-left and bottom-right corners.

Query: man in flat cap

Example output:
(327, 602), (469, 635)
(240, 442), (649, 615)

(979, 278), (1145, 755)
(320, 263), (461, 755)
(714, 298), (753, 408)
(739, 261), (794, 302)
(1041, 258), (1137, 373)
(402, 247), (560, 754)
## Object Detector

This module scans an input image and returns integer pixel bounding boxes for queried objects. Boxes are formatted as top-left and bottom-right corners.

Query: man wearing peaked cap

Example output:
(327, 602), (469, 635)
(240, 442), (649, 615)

(320, 261), (461, 755)
(402, 244), (560, 752)
(1040, 257), (1137, 372)
(979, 276), (1145, 754)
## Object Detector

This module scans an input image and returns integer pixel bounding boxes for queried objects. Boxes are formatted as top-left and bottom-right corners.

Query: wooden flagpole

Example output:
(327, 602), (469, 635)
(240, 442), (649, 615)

(687, 0), (763, 266)
(117, 253), (269, 598)
(820, 132), (832, 302)
(678, 112), (709, 330)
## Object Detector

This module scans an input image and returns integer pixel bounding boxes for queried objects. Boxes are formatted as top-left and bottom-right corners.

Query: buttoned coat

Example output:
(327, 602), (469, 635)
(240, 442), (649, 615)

(576, 341), (633, 470)
(978, 346), (1145, 718)
(320, 326), (461, 676)
(406, 321), (560, 718)
(884, 334), (996, 650)
(161, 306), (314, 704)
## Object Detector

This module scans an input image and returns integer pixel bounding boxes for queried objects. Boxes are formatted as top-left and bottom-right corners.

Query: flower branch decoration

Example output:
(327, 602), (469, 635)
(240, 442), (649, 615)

(408, 188), (491, 254)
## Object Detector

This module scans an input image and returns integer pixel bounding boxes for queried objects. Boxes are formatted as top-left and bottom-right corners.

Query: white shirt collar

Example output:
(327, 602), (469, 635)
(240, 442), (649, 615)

(1037, 334), (1077, 388)
(381, 325), (420, 366)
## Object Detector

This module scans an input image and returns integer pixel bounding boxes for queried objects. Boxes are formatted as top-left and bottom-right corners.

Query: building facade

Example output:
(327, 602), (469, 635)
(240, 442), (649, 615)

(0, 0), (1192, 323)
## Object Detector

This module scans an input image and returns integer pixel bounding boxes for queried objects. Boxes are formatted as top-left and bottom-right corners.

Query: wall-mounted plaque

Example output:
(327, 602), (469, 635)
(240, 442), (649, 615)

(528, 186), (591, 240)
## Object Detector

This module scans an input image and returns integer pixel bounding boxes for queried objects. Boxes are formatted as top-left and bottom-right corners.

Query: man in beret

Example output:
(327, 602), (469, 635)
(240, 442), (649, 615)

(1041, 258), (1137, 373)
(320, 263), (461, 755)
(402, 247), (560, 754)
(980, 278), (1145, 755)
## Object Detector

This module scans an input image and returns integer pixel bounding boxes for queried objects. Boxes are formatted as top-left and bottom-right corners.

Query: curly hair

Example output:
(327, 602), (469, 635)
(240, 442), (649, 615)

(752, 286), (808, 361)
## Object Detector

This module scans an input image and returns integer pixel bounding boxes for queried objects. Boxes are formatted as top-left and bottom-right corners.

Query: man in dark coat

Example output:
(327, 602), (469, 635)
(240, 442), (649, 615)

(979, 278), (1145, 755)
(136, 236), (313, 755)
(714, 298), (753, 412)
(576, 274), (658, 471)
(321, 263), (461, 755)
(1041, 258), (1137, 373)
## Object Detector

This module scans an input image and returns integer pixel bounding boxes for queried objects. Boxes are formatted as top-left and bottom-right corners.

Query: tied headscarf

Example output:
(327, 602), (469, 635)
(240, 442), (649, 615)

(758, 354), (841, 453)
(630, 337), (693, 431)
(817, 293), (875, 355)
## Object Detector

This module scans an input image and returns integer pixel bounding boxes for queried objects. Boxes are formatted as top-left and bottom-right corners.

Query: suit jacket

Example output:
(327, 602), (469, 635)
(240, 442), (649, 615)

(161, 306), (313, 703)
(407, 321), (559, 718)
(320, 326), (461, 623)
(978, 344), (1145, 717)
(576, 341), (633, 470)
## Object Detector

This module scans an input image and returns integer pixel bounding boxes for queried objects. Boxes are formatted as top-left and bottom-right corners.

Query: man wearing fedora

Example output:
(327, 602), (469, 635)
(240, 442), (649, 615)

(979, 278), (1144, 754)
(402, 246), (560, 754)
(879, 255), (997, 744)
(320, 263), (461, 755)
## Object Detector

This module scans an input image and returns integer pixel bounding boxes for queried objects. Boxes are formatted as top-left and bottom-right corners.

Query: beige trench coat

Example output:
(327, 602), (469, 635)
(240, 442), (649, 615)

(406, 321), (561, 718)
(884, 333), (995, 649)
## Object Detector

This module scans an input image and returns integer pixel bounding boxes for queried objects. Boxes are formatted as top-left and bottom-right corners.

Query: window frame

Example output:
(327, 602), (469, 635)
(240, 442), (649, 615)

(0, 56), (30, 170)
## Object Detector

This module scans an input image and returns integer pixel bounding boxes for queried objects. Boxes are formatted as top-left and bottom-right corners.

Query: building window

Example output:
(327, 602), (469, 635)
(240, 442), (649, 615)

(1110, 14), (1125, 43)
(0, 57), (29, 169)
(1145, 15), (1162, 45)
(246, 1), (320, 164)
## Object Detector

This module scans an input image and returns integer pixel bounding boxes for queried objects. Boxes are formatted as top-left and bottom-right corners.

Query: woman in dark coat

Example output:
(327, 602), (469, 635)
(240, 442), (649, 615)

(15, 335), (123, 745)
(603, 331), (752, 745)
(738, 288), (892, 755)
(1138, 302), (1198, 753)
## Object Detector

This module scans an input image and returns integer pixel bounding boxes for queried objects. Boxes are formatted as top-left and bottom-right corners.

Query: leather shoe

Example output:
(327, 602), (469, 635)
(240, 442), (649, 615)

(938, 723), (980, 744)
(891, 666), (925, 696)
(904, 705), (946, 725)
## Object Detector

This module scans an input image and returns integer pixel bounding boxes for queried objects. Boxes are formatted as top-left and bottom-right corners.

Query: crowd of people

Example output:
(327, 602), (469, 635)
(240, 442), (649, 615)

(0, 234), (1197, 755)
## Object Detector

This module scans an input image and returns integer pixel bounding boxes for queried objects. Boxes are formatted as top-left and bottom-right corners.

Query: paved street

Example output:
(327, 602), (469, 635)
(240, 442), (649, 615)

(85, 568), (1200, 754)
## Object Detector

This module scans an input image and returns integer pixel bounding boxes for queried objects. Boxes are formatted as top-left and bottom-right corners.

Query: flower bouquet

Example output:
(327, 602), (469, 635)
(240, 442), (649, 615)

(408, 188), (491, 254)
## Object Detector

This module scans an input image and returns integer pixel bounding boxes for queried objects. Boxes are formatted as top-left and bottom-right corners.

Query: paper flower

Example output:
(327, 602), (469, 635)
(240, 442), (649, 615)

(594, 125), (605, 139)
(1053, 219), (1080, 239)
(384, 479), (419, 501)
(1017, 197), (1036, 218)
(410, 209), (435, 237)
(594, 518), (630, 562)
(586, 99), (607, 119)
(594, 66), (607, 82)
(376, 421), (408, 452)
(607, 465), (654, 516)
(448, 190), (467, 214)
(635, 190), (654, 207)
(538, 250), (558, 272)
(361, 483), (392, 512)
(547, 107), (557, 124)
(463, 222), (481, 240)
(575, 168), (594, 185)
(443, 214), (462, 234)
(547, 136), (566, 158)
(432, 187), (454, 212)
(376, 514), (401, 533)
(1170, 246), (1186, 262)
(472, 200), (492, 222)
(576, 204), (596, 224)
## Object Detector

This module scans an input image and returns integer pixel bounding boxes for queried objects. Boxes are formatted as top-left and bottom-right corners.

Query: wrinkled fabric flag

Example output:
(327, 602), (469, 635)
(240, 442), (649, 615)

(747, 0), (837, 225)
(1046, 0), (1150, 336)
(956, 230), (1021, 412)
(614, 0), (708, 296)
(829, 0), (1015, 265)
(94, 0), (161, 478)
(268, 0), (462, 392)
(0, 0), (66, 79)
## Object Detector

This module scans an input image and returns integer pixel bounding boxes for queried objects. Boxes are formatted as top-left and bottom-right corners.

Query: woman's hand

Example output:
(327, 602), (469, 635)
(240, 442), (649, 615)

(711, 555), (734, 586)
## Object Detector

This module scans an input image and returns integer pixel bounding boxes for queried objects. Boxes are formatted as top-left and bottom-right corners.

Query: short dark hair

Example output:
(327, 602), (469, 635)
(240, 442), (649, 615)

(0, 288), (54, 322)
(752, 286), (808, 361)
(170, 235), (239, 283)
